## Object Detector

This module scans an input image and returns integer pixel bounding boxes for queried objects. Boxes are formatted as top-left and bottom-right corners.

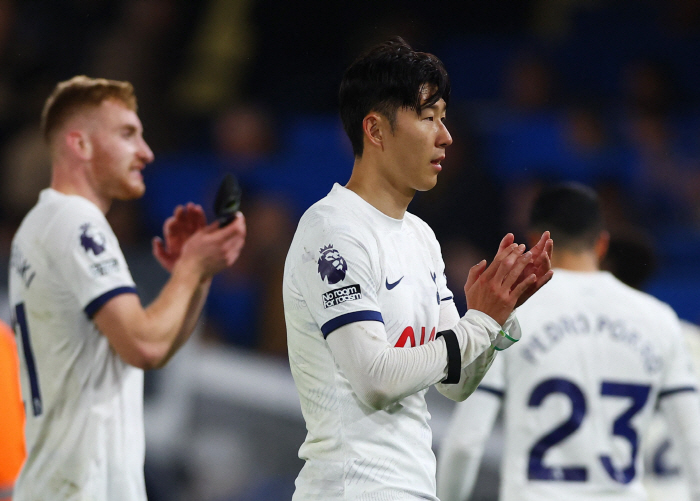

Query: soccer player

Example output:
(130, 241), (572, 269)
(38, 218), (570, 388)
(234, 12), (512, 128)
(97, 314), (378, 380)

(8, 76), (246, 500)
(437, 183), (700, 501)
(282, 37), (553, 500)
(0, 319), (25, 501)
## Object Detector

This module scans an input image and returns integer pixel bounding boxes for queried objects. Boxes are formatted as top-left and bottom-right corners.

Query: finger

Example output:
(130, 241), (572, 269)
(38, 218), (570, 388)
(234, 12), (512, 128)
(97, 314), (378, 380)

(163, 215), (177, 236)
(173, 204), (185, 220)
(224, 212), (247, 238)
(502, 250), (532, 290)
(511, 273), (537, 298)
(498, 233), (515, 253)
(191, 204), (207, 228)
(492, 244), (526, 284)
(152, 237), (167, 263)
(536, 269), (554, 289)
(464, 260), (487, 293)
(481, 242), (519, 281)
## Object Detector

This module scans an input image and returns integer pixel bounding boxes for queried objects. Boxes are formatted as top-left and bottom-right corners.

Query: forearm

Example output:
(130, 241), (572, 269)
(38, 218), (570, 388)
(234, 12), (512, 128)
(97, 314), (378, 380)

(95, 260), (209, 370)
(327, 310), (502, 410)
(328, 321), (449, 409)
(139, 262), (210, 368)
(153, 277), (211, 367)
(436, 311), (517, 401)
(660, 391), (700, 501)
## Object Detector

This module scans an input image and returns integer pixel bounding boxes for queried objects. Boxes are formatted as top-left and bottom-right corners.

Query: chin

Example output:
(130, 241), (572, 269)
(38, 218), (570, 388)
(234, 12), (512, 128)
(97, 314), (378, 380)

(116, 183), (146, 201)
(417, 177), (439, 192)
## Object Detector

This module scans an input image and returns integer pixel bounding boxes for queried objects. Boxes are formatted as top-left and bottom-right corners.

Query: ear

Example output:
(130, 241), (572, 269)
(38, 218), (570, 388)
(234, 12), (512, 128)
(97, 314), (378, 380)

(595, 230), (610, 263)
(65, 130), (93, 161)
(362, 112), (385, 151)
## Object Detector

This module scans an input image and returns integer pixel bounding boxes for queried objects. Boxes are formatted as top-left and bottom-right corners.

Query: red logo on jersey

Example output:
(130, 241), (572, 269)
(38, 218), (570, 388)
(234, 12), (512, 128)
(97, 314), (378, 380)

(395, 326), (436, 347)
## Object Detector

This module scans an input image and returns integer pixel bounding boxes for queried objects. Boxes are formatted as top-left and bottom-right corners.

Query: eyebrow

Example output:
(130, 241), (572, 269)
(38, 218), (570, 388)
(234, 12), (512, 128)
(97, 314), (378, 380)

(421, 102), (446, 113)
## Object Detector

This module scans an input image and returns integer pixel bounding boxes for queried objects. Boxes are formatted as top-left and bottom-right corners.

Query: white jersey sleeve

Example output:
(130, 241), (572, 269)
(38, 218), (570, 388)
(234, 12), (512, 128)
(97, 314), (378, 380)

(291, 213), (383, 336)
(54, 208), (137, 317)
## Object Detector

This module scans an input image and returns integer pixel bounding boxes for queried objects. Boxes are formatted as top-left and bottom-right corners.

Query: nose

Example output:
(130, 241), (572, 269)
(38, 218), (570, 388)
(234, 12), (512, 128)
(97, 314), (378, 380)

(438, 121), (452, 148)
(138, 136), (155, 164)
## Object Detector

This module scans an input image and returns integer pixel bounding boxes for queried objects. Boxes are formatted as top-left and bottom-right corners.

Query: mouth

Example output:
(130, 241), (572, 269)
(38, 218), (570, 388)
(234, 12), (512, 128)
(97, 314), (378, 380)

(431, 156), (445, 170)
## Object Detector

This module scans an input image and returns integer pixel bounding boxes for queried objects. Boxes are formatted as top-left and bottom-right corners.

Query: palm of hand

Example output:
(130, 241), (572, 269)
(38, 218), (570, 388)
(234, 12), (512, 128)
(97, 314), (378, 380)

(153, 203), (207, 272)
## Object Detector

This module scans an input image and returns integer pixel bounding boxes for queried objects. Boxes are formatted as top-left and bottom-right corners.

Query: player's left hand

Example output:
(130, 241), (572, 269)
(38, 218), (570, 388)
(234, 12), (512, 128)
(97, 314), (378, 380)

(513, 231), (553, 308)
(152, 202), (208, 273)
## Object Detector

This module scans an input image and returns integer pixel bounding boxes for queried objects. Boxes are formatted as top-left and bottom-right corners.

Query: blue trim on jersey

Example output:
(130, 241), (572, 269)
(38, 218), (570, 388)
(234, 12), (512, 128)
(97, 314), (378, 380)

(321, 310), (384, 338)
(477, 384), (504, 398)
(84, 286), (138, 319)
(440, 296), (453, 302)
(658, 386), (697, 399)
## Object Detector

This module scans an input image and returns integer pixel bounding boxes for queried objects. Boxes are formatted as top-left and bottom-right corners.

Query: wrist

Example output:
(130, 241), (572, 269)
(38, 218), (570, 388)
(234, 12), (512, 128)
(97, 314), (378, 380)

(171, 257), (207, 287)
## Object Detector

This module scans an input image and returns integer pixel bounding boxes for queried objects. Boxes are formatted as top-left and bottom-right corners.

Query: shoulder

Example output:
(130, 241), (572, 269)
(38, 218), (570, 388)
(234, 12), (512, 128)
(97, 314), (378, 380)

(295, 195), (375, 249)
(606, 274), (678, 320)
(26, 190), (107, 236)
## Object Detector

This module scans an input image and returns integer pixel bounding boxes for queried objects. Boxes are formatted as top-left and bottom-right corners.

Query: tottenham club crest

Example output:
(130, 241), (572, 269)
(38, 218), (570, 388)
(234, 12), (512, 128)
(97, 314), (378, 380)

(80, 223), (106, 256)
(318, 244), (347, 285)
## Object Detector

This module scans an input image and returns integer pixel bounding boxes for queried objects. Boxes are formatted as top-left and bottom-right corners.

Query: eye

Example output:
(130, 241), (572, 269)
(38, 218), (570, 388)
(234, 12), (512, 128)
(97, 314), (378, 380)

(423, 116), (434, 122)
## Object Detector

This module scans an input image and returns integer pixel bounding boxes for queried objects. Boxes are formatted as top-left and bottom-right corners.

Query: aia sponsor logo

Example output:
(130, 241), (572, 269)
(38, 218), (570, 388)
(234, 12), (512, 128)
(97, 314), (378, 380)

(395, 326), (436, 347)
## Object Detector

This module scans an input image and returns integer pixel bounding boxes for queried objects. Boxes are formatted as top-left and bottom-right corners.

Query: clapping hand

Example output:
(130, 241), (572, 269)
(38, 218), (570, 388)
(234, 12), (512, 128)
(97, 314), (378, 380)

(152, 203), (207, 273)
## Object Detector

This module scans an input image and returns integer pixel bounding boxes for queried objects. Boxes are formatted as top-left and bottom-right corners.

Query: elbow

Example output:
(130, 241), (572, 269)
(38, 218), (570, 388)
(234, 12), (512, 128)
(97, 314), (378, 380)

(358, 386), (397, 410)
(118, 343), (167, 371)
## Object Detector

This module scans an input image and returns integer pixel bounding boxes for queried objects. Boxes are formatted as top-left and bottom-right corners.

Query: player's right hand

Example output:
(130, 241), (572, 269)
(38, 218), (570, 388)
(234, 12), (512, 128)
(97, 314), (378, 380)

(463, 233), (537, 325)
(177, 212), (247, 280)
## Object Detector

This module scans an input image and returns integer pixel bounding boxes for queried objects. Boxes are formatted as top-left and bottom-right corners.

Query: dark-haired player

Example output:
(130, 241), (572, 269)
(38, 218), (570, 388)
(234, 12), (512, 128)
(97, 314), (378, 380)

(283, 38), (552, 500)
(438, 183), (700, 501)
(8, 76), (246, 500)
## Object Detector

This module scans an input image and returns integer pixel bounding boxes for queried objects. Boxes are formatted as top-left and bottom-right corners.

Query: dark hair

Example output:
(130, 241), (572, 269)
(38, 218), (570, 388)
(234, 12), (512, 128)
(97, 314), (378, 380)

(339, 37), (450, 157)
(41, 75), (137, 143)
(529, 182), (603, 251)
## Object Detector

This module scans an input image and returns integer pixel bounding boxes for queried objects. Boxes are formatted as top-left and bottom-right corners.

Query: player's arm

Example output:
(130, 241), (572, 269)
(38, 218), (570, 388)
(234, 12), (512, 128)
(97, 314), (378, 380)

(326, 241), (533, 409)
(659, 390), (700, 501)
(94, 209), (246, 370)
(435, 301), (521, 401)
(437, 387), (502, 501)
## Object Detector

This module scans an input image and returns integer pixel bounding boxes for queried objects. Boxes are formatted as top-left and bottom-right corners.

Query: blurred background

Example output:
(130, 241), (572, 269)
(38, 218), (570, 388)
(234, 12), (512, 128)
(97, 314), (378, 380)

(1, 0), (700, 499)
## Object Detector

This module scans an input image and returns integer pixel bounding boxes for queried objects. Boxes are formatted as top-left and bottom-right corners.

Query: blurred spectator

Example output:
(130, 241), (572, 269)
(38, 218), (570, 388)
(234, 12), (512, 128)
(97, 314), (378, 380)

(86, 0), (204, 151)
(622, 113), (700, 230)
(142, 104), (294, 354)
(0, 319), (25, 501)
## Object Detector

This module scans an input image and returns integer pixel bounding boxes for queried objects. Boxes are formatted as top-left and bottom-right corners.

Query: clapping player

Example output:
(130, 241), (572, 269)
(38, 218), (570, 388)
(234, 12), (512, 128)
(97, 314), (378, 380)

(437, 183), (700, 501)
(8, 76), (246, 500)
(282, 38), (552, 501)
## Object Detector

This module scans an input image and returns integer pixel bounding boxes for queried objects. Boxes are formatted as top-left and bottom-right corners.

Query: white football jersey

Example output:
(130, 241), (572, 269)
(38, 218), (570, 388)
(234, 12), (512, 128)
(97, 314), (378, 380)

(479, 269), (697, 501)
(283, 183), (456, 500)
(643, 320), (700, 501)
(8, 189), (146, 501)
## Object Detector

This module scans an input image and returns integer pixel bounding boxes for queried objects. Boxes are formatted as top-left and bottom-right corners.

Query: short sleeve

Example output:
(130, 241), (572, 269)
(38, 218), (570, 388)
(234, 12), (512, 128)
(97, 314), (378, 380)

(292, 215), (384, 338)
(52, 208), (136, 318)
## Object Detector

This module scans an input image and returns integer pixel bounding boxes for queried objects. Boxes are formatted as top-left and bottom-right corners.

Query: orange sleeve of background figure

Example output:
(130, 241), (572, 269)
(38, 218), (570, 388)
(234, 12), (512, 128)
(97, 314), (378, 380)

(0, 320), (26, 501)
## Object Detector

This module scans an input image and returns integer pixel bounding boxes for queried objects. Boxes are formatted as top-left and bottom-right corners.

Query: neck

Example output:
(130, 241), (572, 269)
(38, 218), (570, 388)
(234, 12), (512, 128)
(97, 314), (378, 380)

(345, 156), (414, 219)
(551, 250), (600, 272)
(51, 161), (111, 214)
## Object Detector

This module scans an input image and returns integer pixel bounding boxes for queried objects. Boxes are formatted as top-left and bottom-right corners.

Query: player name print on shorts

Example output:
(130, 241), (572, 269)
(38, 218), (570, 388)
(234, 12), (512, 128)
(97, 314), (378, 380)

(317, 244), (347, 285)
(322, 284), (362, 308)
